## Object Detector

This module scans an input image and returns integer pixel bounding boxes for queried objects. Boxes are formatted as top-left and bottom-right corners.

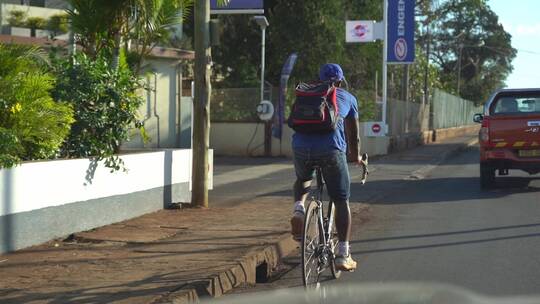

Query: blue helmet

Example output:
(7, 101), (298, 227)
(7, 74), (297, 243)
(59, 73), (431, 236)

(319, 63), (344, 82)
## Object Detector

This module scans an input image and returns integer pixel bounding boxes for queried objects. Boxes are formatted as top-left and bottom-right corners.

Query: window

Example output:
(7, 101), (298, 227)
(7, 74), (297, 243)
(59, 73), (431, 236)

(29, 0), (45, 7)
(492, 94), (540, 115)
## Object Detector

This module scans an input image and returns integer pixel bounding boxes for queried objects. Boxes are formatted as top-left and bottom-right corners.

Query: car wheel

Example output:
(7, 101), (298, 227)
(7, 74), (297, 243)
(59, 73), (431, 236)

(480, 162), (495, 189)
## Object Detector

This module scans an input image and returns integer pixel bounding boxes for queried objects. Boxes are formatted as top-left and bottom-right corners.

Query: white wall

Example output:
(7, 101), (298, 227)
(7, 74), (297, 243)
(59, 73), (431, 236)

(0, 149), (212, 217)
(211, 122), (389, 157)
(211, 122), (266, 156)
(1, 3), (65, 26)
(122, 58), (187, 150)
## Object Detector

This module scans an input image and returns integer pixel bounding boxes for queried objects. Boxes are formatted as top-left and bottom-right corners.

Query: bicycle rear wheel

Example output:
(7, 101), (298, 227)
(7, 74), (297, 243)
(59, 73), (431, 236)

(327, 202), (342, 279)
(302, 200), (321, 287)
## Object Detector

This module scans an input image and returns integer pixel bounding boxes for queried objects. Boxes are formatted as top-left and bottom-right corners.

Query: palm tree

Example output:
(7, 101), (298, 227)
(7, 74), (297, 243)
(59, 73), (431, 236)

(66, 0), (228, 73)
(0, 44), (74, 167)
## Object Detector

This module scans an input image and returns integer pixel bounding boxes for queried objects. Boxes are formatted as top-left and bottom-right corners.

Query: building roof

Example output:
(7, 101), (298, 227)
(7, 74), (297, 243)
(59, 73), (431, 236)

(147, 46), (194, 61)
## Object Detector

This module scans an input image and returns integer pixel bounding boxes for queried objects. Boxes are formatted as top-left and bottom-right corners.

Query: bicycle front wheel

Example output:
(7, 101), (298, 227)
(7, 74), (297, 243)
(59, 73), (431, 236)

(302, 200), (321, 288)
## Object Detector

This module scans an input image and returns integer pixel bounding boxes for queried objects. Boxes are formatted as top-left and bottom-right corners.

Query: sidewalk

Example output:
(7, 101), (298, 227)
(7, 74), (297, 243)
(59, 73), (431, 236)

(0, 135), (478, 304)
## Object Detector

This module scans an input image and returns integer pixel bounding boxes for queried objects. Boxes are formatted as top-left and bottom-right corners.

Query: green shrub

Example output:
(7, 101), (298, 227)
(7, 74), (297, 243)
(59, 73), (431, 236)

(47, 14), (69, 37)
(6, 10), (27, 27)
(25, 16), (48, 37)
(349, 89), (378, 122)
(25, 16), (48, 29)
(52, 53), (145, 171)
(0, 44), (74, 168)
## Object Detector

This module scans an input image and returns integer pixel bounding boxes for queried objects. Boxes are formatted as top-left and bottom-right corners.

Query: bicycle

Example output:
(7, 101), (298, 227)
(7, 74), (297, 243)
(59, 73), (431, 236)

(301, 154), (368, 288)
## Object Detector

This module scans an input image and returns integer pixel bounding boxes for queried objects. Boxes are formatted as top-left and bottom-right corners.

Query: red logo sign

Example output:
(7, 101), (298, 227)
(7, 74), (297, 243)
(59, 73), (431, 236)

(353, 24), (368, 38)
(372, 123), (381, 133)
(394, 38), (408, 61)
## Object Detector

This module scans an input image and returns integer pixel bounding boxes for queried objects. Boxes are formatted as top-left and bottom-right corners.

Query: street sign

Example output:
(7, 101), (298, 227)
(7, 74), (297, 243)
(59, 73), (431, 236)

(346, 21), (384, 43)
(210, 0), (264, 14)
(346, 21), (374, 42)
(387, 0), (415, 64)
(364, 122), (387, 137)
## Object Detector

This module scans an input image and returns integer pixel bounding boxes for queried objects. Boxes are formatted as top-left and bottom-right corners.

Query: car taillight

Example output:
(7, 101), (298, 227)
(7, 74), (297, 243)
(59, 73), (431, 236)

(480, 119), (489, 143)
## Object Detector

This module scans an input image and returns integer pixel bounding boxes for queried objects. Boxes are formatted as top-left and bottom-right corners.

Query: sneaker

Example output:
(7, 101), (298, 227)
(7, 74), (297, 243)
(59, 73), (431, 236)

(290, 211), (304, 241)
(335, 254), (357, 272)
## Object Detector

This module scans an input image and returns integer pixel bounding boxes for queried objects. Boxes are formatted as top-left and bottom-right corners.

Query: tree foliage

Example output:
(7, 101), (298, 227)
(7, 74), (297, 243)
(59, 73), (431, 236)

(52, 54), (144, 171)
(427, 0), (516, 102)
(212, 0), (346, 88)
(6, 10), (27, 27)
(47, 13), (70, 37)
(0, 44), (74, 168)
(67, 0), (193, 73)
(201, 0), (516, 107)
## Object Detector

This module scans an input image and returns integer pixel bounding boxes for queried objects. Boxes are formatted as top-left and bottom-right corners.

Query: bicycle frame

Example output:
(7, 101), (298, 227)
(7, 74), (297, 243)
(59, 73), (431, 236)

(303, 156), (365, 286)
(313, 167), (335, 271)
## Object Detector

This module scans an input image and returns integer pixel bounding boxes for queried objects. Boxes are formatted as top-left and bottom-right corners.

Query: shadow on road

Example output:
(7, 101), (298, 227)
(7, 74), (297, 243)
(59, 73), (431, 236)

(352, 230), (540, 255)
(374, 145), (478, 166)
(350, 176), (540, 205)
(352, 222), (540, 245)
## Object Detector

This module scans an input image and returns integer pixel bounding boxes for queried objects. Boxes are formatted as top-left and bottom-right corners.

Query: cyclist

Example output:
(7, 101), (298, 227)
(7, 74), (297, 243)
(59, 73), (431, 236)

(290, 63), (361, 272)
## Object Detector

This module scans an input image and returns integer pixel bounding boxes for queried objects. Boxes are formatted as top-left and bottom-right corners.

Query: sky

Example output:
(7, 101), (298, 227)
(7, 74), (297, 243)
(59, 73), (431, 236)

(488, 0), (540, 88)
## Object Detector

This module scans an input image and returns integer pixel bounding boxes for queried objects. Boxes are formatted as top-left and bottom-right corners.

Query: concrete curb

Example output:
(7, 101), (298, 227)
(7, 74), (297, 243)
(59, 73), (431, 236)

(407, 137), (478, 180)
(151, 234), (298, 304)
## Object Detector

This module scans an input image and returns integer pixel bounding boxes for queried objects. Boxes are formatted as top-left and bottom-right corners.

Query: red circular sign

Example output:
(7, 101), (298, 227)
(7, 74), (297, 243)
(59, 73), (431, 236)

(372, 123), (381, 133)
(394, 38), (408, 61)
(354, 24), (368, 38)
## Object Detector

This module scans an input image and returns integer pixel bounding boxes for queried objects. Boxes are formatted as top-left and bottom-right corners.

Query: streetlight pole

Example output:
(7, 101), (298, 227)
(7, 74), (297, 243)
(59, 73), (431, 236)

(253, 16), (269, 103)
(253, 16), (270, 156)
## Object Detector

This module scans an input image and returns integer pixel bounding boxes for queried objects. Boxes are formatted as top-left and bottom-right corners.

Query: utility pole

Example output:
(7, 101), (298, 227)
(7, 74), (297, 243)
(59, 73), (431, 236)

(401, 64), (409, 133)
(457, 44), (463, 97)
(401, 65), (409, 103)
(423, 25), (430, 106)
(381, 0), (388, 134)
(191, 0), (211, 208)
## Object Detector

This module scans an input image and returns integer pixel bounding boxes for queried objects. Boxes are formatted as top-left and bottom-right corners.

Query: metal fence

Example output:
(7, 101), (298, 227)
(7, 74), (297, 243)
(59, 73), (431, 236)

(432, 89), (483, 129)
(211, 88), (260, 122)
(387, 98), (430, 136)
(211, 85), (276, 122)
(211, 87), (479, 133)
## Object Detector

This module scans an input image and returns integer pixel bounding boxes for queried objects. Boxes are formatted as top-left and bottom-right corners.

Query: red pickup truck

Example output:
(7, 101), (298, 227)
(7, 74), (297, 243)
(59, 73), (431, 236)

(474, 88), (540, 188)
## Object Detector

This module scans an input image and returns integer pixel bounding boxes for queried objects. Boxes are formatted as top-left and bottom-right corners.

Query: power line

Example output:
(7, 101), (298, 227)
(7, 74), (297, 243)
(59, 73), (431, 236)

(516, 49), (540, 55)
(459, 45), (540, 56)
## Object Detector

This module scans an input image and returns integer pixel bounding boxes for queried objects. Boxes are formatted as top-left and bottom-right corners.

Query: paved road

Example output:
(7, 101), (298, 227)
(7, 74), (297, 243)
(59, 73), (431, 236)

(345, 146), (540, 296)
(227, 146), (540, 297)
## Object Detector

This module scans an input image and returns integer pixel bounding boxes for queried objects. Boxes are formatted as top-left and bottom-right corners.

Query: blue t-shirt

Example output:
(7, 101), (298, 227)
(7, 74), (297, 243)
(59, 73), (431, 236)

(292, 88), (359, 152)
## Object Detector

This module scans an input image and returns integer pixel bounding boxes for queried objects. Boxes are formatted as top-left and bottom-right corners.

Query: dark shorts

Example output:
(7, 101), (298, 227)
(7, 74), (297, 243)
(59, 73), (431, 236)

(293, 148), (350, 202)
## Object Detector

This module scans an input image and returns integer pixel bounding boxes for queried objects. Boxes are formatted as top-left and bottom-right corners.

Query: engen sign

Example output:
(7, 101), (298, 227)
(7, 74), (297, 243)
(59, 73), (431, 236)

(387, 0), (415, 63)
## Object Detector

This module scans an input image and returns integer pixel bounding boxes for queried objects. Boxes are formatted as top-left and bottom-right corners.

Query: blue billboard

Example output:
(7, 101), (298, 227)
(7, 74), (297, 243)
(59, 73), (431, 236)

(273, 53), (297, 140)
(210, 0), (264, 11)
(387, 0), (415, 63)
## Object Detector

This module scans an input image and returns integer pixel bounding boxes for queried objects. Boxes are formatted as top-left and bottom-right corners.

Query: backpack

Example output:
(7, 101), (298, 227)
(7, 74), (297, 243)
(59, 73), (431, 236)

(287, 82), (340, 134)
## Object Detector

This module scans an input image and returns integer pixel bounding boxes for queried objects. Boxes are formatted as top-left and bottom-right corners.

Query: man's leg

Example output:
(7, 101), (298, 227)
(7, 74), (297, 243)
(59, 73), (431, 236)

(291, 150), (313, 239)
(294, 178), (311, 207)
(334, 199), (351, 242)
(322, 150), (357, 271)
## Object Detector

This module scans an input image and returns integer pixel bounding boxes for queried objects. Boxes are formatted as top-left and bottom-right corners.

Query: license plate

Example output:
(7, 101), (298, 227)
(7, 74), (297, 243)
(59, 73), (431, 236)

(518, 149), (540, 157)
